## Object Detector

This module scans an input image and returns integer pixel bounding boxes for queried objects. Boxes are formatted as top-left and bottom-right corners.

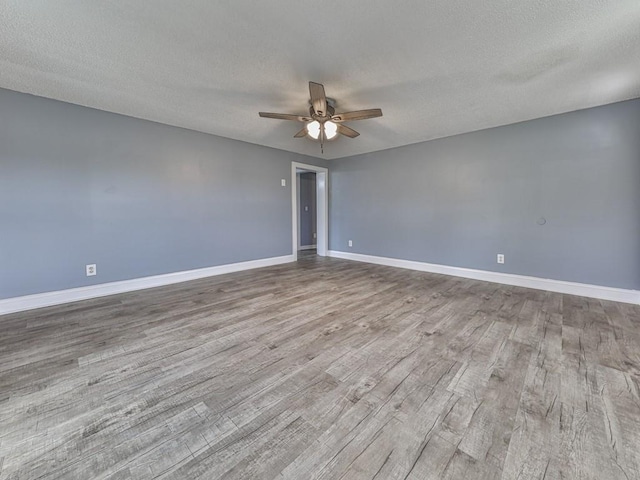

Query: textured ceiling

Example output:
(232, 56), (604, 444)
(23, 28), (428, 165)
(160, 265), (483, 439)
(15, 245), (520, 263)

(1, 1), (639, 159)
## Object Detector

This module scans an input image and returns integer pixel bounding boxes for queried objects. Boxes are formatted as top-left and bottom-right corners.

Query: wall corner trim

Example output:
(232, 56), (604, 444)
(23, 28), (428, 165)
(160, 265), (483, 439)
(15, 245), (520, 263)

(0, 255), (295, 316)
(327, 250), (640, 305)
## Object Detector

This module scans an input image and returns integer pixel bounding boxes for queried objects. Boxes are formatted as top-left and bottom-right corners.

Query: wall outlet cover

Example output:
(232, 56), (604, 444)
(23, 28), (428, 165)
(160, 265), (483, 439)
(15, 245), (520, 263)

(348, 240), (353, 247)
(497, 254), (505, 264)
(281, 179), (286, 187)
(86, 264), (97, 276)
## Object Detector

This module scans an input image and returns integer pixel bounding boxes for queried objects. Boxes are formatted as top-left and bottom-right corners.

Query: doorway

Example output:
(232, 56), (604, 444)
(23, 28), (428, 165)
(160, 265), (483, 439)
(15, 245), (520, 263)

(298, 171), (317, 253)
(291, 162), (328, 261)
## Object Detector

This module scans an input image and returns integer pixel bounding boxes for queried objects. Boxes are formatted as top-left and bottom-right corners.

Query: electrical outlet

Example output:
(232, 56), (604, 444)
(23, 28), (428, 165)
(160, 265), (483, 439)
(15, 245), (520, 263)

(348, 240), (353, 247)
(497, 254), (505, 264)
(86, 264), (97, 276)
(281, 179), (286, 187)
(313, 232), (317, 239)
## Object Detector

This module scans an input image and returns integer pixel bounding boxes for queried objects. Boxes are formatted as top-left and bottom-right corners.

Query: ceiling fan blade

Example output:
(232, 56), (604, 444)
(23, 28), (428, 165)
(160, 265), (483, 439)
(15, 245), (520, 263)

(309, 82), (328, 116)
(259, 112), (311, 122)
(293, 128), (307, 138)
(337, 124), (360, 138)
(332, 108), (383, 122)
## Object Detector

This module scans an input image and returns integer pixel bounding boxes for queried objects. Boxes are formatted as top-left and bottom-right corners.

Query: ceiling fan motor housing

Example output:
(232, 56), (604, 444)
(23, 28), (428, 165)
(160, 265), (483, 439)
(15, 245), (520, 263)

(310, 104), (335, 121)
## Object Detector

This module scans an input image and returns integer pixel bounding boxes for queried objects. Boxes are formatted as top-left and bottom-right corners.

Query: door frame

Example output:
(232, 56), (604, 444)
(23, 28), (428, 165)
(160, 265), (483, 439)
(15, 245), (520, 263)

(291, 162), (328, 260)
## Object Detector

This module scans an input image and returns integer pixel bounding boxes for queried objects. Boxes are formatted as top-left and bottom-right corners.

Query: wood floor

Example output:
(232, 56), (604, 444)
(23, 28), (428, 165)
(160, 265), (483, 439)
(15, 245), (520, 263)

(1, 255), (640, 479)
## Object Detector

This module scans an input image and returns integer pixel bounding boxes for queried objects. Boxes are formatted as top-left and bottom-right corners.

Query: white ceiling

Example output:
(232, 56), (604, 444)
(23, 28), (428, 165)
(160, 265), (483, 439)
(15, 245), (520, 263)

(1, 1), (639, 159)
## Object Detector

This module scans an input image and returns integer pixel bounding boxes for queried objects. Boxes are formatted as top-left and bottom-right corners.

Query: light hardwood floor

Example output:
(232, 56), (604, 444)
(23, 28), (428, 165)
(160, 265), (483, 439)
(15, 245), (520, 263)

(1, 255), (640, 479)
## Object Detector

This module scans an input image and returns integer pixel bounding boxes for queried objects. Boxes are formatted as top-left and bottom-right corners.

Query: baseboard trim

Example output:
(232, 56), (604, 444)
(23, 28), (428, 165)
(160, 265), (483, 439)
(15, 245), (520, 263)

(328, 250), (640, 305)
(0, 255), (295, 316)
(298, 245), (317, 251)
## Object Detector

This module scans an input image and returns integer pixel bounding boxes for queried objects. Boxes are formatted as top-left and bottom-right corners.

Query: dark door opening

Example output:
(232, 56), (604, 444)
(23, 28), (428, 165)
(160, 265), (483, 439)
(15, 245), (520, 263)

(297, 171), (317, 256)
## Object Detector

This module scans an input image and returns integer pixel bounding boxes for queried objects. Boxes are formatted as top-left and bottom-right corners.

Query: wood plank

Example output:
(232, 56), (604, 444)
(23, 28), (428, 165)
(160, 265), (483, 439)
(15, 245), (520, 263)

(1, 254), (639, 479)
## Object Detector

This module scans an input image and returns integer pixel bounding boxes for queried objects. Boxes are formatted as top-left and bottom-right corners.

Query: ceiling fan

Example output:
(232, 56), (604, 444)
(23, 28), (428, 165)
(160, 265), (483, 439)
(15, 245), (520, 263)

(259, 82), (382, 153)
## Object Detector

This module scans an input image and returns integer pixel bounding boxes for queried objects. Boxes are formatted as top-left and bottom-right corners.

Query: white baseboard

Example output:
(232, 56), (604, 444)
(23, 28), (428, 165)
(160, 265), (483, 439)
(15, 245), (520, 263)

(328, 250), (640, 305)
(298, 245), (317, 251)
(0, 255), (295, 316)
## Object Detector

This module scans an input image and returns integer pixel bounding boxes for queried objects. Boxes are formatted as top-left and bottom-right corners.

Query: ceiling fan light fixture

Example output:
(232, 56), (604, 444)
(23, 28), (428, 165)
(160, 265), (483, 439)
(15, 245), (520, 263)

(307, 120), (321, 139)
(324, 121), (338, 140)
(259, 82), (382, 152)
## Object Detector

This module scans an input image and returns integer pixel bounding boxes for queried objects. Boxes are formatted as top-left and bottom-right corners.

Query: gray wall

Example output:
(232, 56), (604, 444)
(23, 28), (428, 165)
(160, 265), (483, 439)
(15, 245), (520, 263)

(0, 88), (326, 299)
(299, 172), (317, 247)
(330, 99), (640, 290)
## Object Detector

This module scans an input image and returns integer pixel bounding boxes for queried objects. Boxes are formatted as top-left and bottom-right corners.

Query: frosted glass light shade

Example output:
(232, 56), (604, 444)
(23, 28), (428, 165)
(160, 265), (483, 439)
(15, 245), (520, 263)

(306, 121), (321, 139)
(324, 121), (338, 139)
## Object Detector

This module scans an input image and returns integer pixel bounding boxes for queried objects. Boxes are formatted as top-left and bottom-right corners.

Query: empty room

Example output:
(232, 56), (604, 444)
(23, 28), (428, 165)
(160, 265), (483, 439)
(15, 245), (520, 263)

(1, 2), (640, 479)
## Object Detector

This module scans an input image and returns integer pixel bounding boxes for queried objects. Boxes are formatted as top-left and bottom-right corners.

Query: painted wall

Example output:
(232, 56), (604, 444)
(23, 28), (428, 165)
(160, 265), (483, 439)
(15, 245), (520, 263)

(0, 88), (326, 299)
(330, 99), (640, 290)
(299, 172), (317, 247)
